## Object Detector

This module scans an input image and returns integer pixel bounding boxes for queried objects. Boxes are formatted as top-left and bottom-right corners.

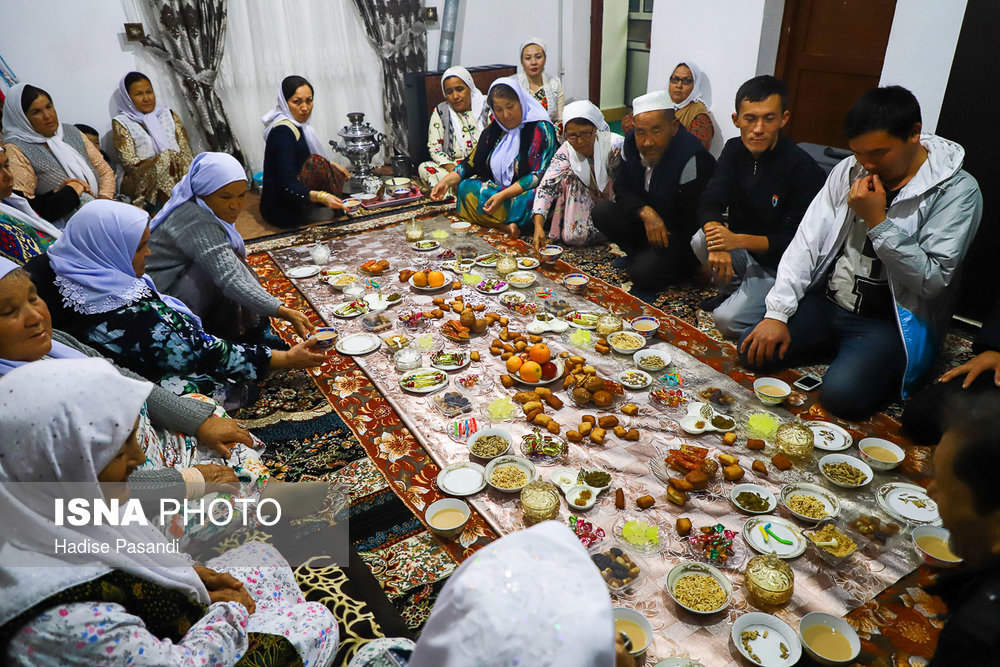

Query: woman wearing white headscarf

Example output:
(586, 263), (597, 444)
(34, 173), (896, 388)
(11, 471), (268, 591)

(111, 71), (194, 211)
(532, 100), (623, 250)
(147, 152), (314, 342)
(621, 61), (714, 150)
(0, 358), (338, 667)
(418, 66), (492, 189)
(430, 77), (557, 238)
(349, 521), (628, 667)
(1, 83), (116, 226)
(260, 75), (350, 228)
(25, 200), (328, 405)
(516, 37), (564, 128)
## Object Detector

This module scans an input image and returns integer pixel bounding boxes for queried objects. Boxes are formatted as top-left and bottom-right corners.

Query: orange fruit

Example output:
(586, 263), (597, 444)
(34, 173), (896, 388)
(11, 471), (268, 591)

(528, 343), (551, 365)
(412, 271), (428, 287)
(427, 270), (445, 288)
(505, 356), (524, 373)
(520, 361), (542, 383)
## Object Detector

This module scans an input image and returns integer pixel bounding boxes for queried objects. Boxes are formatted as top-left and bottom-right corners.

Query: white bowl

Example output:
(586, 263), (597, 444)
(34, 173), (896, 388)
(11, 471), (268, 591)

(563, 273), (590, 293)
(633, 348), (671, 371)
(467, 428), (513, 461)
(483, 455), (537, 493)
(628, 316), (660, 339)
(565, 484), (598, 510)
(780, 482), (841, 523)
(424, 498), (470, 539)
(613, 607), (653, 659)
(798, 612), (860, 665)
(539, 244), (564, 264)
(666, 561), (732, 614)
(607, 330), (646, 354)
(325, 272), (361, 290)
(911, 525), (963, 568)
(731, 611), (802, 667)
(450, 221), (471, 234)
(729, 483), (777, 515)
(753, 377), (791, 405)
(506, 270), (537, 288)
(857, 437), (904, 471)
(818, 454), (873, 489)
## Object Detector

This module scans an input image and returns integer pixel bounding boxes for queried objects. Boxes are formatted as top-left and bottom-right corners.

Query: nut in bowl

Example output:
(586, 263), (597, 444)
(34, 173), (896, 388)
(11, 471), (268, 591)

(326, 272), (360, 290)
(607, 330), (646, 354)
(424, 498), (470, 539)
(468, 428), (512, 460)
(539, 244), (564, 265)
(858, 437), (904, 470)
(506, 270), (536, 288)
(563, 273), (590, 293)
(911, 525), (963, 568)
(628, 316), (660, 339)
(753, 377), (791, 405)
(818, 454), (873, 488)
(666, 561), (732, 614)
(484, 455), (537, 493)
(798, 612), (860, 666)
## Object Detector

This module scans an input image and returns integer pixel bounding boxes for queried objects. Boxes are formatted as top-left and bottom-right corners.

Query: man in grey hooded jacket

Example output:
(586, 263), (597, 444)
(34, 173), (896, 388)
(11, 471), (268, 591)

(739, 86), (983, 420)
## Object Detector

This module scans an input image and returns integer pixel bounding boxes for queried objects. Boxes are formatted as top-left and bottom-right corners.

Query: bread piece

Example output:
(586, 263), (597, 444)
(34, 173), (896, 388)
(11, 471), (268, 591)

(598, 415), (620, 429)
(718, 453), (739, 467)
(470, 351), (480, 362)
(582, 415), (596, 424)
(595, 344), (611, 354)
(746, 438), (766, 450)
(533, 387), (552, 397)
(563, 375), (577, 390)
(625, 429), (639, 441)
(532, 414), (552, 427)
(752, 460), (768, 476)
(543, 394), (564, 410)
(546, 421), (561, 435)
(621, 402), (639, 416)
(529, 334), (542, 343)
(615, 488), (625, 510)
(590, 427), (606, 444)
(578, 422), (593, 437)
(500, 374), (515, 387)
(566, 430), (582, 443)
(685, 470), (709, 490)
(613, 425), (628, 438)
(513, 392), (539, 404)
(515, 340), (527, 351)
(700, 459), (719, 478)
(668, 478), (694, 492)
(636, 495), (655, 510)
(525, 407), (543, 422)
(499, 317), (509, 327)
(676, 517), (692, 537)
(521, 401), (544, 415)
(501, 352), (512, 361)
(722, 432), (737, 446)
(722, 464), (745, 482)
(666, 487), (688, 506)
(771, 452), (793, 471)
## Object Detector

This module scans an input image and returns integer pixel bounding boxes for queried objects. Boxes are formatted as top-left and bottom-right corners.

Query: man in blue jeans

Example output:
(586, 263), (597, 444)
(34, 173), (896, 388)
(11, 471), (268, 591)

(738, 86), (982, 420)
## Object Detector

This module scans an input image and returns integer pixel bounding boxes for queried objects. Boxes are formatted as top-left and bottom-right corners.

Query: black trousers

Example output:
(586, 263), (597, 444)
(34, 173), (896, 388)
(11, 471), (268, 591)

(591, 200), (695, 290)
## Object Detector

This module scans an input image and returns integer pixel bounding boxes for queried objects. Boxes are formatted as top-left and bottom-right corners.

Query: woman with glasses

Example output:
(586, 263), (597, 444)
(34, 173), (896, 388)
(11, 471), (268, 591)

(530, 101), (623, 250)
(621, 61), (714, 150)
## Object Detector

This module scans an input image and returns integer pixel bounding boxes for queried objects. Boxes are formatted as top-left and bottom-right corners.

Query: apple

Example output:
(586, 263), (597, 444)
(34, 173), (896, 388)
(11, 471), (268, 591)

(541, 361), (558, 380)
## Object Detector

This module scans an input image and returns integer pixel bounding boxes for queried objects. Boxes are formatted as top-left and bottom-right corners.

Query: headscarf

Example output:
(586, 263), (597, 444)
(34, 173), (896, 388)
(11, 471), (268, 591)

(48, 200), (201, 324)
(486, 77), (551, 188)
(516, 38), (560, 120)
(112, 72), (179, 154)
(562, 100), (616, 192)
(0, 257), (84, 376)
(0, 358), (210, 627)
(150, 152), (248, 257)
(0, 148), (63, 238)
(440, 65), (488, 146)
(262, 80), (329, 159)
(669, 61), (709, 129)
(408, 521), (615, 667)
(1, 83), (98, 193)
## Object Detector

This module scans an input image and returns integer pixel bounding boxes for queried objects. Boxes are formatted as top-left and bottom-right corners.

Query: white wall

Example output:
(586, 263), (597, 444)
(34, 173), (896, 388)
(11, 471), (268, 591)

(879, 0), (967, 134)
(424, 1), (591, 103)
(648, 0), (771, 154)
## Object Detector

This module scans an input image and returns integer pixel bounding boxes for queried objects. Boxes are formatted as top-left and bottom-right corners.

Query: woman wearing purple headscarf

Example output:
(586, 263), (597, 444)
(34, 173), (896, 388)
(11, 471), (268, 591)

(112, 72), (194, 211)
(24, 200), (328, 406)
(430, 77), (557, 238)
(146, 152), (313, 342)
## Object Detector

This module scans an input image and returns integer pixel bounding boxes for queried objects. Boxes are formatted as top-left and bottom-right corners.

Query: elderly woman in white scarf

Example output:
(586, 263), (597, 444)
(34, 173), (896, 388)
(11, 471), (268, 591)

(0, 358), (338, 667)
(111, 71), (194, 211)
(147, 152), (314, 342)
(531, 100), (623, 251)
(1, 83), (116, 227)
(348, 521), (635, 667)
(517, 37), (564, 128)
(621, 61), (715, 151)
(417, 66), (491, 190)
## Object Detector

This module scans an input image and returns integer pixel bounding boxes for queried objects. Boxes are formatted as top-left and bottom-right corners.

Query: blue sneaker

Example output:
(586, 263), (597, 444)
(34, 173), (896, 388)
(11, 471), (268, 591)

(611, 255), (632, 270)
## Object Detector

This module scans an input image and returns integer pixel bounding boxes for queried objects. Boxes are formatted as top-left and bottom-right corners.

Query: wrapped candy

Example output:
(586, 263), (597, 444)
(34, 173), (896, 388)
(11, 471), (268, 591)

(689, 524), (737, 564)
(568, 515), (605, 548)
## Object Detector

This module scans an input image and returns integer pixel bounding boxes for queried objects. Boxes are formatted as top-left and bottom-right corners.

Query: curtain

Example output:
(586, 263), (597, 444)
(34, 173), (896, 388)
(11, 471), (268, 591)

(352, 0), (427, 158)
(215, 1), (385, 173)
(139, 0), (246, 165)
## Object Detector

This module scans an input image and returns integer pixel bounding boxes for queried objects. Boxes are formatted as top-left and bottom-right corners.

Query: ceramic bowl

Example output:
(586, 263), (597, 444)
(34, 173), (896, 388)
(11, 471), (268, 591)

(613, 607), (653, 660)
(628, 316), (661, 339)
(666, 561), (732, 614)
(341, 198), (361, 213)
(450, 221), (472, 234)
(753, 377), (791, 405)
(424, 498), (470, 539)
(468, 427), (513, 461)
(818, 454), (873, 489)
(563, 273), (590, 293)
(911, 525), (963, 568)
(798, 612), (860, 665)
(857, 437), (905, 471)
(539, 244), (564, 265)
(313, 327), (337, 350)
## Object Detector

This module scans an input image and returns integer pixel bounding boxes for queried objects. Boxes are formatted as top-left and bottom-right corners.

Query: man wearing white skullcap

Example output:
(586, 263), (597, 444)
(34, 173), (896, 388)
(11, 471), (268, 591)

(592, 91), (714, 294)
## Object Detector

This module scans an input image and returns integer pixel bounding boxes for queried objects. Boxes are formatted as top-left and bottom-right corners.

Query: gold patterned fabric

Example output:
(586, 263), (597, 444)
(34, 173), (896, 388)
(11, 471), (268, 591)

(113, 111), (194, 210)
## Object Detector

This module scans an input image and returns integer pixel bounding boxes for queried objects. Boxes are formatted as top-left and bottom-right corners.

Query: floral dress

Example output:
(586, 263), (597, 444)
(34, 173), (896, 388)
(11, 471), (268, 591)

(75, 296), (271, 403)
(418, 107), (482, 189)
(532, 137), (624, 246)
(113, 110), (194, 212)
(4, 542), (338, 666)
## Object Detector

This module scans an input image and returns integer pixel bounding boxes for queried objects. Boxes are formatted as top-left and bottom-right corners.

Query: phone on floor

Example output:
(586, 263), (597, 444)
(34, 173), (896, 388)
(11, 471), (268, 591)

(793, 374), (823, 392)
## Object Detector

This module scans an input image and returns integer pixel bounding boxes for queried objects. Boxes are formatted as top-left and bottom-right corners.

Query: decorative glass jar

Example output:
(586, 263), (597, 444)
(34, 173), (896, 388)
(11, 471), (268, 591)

(309, 242), (331, 265)
(520, 480), (560, 523)
(495, 253), (518, 278)
(744, 552), (794, 607)
(774, 422), (815, 460)
(596, 314), (623, 337)
(404, 218), (424, 242)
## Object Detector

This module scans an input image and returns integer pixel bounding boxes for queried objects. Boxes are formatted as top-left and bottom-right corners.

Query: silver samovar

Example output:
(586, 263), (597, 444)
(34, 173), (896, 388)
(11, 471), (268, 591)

(329, 112), (386, 193)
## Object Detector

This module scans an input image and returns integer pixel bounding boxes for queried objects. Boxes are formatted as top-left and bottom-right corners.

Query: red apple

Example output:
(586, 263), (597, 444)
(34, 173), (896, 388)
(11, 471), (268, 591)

(541, 361), (558, 380)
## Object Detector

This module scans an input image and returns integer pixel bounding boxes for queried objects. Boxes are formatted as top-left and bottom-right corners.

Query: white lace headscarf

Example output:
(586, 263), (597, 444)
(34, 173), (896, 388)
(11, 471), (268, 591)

(408, 521), (615, 667)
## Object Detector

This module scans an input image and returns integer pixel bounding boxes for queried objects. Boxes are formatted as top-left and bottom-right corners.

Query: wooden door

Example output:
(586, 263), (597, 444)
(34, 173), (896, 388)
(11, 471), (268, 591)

(775, 0), (897, 148)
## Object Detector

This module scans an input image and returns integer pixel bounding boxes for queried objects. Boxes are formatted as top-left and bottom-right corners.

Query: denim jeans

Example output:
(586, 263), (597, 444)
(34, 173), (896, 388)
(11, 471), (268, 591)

(738, 291), (907, 420)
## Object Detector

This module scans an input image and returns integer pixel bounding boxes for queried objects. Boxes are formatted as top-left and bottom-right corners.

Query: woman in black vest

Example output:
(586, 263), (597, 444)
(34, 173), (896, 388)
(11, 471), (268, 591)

(430, 77), (556, 239)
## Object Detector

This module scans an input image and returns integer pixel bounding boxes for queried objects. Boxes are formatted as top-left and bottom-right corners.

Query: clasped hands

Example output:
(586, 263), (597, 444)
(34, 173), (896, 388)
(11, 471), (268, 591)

(194, 566), (256, 615)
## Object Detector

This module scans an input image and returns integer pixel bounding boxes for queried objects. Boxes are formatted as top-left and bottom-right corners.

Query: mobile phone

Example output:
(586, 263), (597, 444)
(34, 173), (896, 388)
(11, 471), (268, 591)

(793, 374), (823, 391)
